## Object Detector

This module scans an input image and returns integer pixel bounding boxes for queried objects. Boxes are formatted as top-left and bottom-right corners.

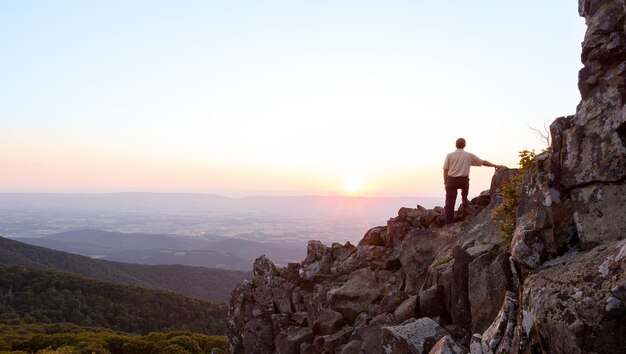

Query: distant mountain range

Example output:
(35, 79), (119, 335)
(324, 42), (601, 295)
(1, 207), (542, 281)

(11, 229), (307, 270)
(0, 236), (251, 303)
(0, 192), (436, 215)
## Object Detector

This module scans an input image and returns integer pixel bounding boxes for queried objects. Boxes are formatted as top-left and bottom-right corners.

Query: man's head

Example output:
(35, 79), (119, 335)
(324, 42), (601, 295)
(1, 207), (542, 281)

(456, 138), (466, 149)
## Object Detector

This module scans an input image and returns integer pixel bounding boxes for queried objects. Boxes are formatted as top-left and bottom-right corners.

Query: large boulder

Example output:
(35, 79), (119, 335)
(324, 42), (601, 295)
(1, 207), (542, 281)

(274, 326), (314, 354)
(242, 318), (274, 354)
(419, 285), (448, 321)
(516, 240), (626, 353)
(468, 252), (514, 333)
(310, 308), (345, 335)
(394, 295), (418, 323)
(327, 268), (382, 321)
(450, 246), (473, 329)
(381, 318), (450, 354)
(399, 229), (438, 294)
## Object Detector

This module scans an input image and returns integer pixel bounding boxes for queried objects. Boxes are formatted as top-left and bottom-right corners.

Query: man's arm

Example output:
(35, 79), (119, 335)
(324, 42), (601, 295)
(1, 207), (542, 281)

(443, 168), (448, 184)
(482, 160), (505, 169)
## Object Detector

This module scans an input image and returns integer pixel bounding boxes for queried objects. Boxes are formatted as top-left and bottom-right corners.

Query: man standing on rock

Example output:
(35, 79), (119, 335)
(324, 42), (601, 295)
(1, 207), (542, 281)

(443, 138), (503, 224)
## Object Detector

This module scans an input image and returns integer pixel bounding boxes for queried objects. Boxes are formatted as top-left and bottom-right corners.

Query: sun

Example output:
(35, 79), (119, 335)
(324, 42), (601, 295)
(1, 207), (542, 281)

(342, 178), (363, 195)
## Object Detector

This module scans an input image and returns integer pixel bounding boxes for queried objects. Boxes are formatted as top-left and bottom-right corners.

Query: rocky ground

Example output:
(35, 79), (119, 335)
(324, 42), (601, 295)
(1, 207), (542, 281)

(227, 1), (626, 353)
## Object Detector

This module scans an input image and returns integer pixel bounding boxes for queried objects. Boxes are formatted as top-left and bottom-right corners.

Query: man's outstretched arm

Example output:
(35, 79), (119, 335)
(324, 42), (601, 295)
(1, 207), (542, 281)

(482, 160), (505, 169)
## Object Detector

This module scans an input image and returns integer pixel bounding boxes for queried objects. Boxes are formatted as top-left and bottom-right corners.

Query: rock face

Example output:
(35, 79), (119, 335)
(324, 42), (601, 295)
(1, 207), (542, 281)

(228, 192), (498, 353)
(228, 2), (626, 352)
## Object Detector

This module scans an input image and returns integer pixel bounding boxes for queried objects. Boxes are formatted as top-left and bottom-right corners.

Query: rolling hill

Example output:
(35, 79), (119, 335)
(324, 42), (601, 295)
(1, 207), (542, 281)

(0, 236), (250, 303)
(0, 264), (227, 334)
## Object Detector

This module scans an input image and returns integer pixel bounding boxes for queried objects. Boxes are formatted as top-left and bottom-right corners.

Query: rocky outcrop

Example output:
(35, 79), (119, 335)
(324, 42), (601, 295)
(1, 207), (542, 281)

(228, 182), (506, 353)
(228, 1), (626, 352)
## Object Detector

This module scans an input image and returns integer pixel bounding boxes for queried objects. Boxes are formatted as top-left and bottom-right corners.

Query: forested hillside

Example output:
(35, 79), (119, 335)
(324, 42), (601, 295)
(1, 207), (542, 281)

(0, 236), (250, 302)
(0, 324), (228, 353)
(0, 265), (227, 335)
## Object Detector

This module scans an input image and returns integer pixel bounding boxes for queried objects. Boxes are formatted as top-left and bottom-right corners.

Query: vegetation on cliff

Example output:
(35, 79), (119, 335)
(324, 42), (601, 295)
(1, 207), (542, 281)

(492, 149), (537, 245)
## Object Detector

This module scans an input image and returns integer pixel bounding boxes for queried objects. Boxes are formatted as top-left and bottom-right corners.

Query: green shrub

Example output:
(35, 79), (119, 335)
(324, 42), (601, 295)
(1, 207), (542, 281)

(492, 150), (537, 246)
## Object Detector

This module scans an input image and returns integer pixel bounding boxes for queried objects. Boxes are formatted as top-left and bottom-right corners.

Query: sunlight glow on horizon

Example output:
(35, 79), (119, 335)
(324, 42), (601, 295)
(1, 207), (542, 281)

(0, 1), (586, 198)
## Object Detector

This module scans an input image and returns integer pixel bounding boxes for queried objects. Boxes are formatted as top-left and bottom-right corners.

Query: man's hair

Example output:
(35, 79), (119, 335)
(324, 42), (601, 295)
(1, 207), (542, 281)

(456, 138), (466, 149)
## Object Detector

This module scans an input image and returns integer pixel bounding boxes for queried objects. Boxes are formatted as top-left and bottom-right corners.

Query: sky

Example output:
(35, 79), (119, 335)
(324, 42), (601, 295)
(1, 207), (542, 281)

(1, 1), (586, 198)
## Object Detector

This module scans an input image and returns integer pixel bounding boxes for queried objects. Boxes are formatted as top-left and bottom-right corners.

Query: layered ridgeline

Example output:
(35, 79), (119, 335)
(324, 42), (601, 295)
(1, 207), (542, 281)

(227, 2), (626, 353)
(0, 236), (250, 303)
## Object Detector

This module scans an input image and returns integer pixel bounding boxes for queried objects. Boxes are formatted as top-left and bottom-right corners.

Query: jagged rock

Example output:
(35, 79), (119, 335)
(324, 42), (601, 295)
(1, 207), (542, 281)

(357, 324), (385, 354)
(310, 308), (345, 335)
(320, 326), (354, 352)
(381, 318), (450, 354)
(471, 291), (518, 354)
(292, 311), (308, 326)
(327, 267), (381, 321)
(385, 217), (411, 247)
(301, 240), (330, 280)
(399, 229), (436, 294)
(254, 255), (279, 277)
(271, 277), (295, 314)
(571, 183), (626, 247)
(340, 340), (363, 354)
(421, 259), (454, 312)
(516, 240), (626, 353)
(419, 284), (448, 321)
(274, 326), (314, 354)
(394, 295), (418, 323)
(271, 313), (290, 338)
(450, 246), (472, 329)
(511, 147), (577, 270)
(361, 226), (386, 246)
(242, 318), (274, 353)
(468, 252), (514, 333)
(380, 291), (409, 314)
(428, 335), (466, 354)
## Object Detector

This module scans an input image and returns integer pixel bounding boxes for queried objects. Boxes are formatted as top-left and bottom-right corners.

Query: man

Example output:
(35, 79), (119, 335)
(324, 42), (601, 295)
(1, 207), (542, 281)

(443, 138), (503, 224)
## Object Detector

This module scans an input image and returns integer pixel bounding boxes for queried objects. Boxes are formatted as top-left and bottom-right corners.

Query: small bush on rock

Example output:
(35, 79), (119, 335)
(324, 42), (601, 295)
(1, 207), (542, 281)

(492, 150), (537, 246)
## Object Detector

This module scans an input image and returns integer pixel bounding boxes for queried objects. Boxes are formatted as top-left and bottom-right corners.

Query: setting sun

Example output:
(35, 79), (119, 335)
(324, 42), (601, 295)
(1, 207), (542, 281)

(342, 178), (363, 194)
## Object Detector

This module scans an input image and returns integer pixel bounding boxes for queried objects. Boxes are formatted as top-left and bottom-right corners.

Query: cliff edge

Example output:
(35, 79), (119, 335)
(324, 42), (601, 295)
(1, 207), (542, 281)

(228, 1), (626, 353)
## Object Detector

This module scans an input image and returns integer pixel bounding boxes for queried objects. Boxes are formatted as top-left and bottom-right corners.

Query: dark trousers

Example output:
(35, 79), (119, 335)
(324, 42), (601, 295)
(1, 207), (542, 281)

(444, 176), (469, 224)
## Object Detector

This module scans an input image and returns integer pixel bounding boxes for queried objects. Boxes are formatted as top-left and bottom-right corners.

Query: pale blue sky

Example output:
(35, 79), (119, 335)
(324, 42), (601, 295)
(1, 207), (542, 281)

(1, 1), (586, 196)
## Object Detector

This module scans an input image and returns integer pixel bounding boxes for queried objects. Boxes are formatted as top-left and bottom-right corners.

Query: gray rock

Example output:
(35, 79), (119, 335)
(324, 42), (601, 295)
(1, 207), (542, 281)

(380, 291), (409, 313)
(394, 295), (418, 323)
(328, 268), (381, 321)
(450, 246), (473, 328)
(419, 284), (448, 321)
(399, 229), (437, 294)
(274, 326), (314, 354)
(311, 308), (345, 336)
(428, 335), (466, 354)
(242, 318), (274, 353)
(291, 311), (308, 326)
(381, 318), (450, 354)
(517, 240), (626, 353)
(478, 290), (517, 354)
(253, 254), (279, 277)
(468, 252), (514, 333)
(321, 326), (354, 352)
(340, 339), (363, 354)
(361, 226), (386, 246)
(571, 183), (626, 247)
